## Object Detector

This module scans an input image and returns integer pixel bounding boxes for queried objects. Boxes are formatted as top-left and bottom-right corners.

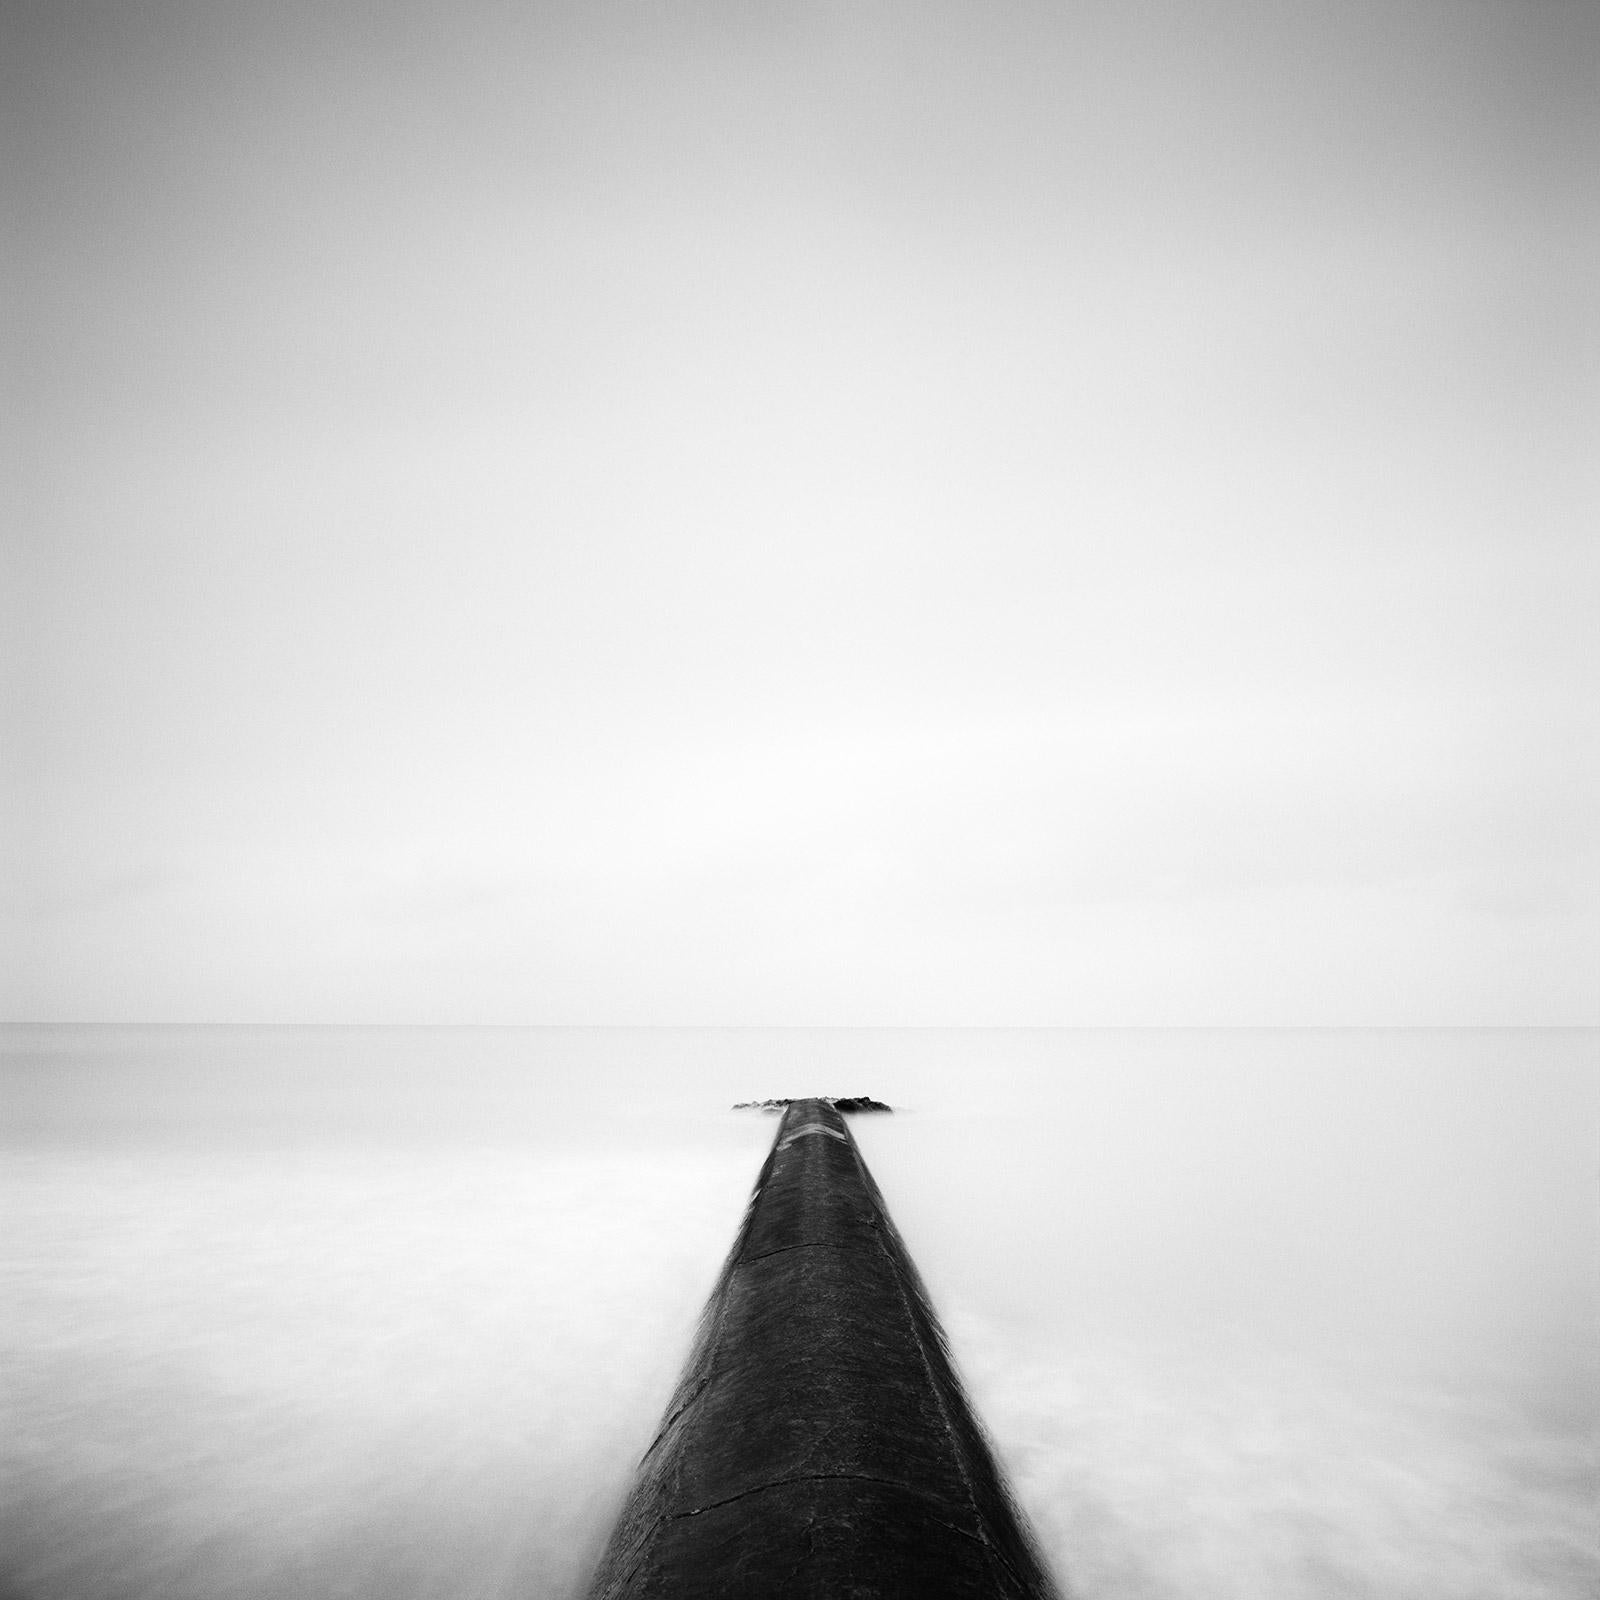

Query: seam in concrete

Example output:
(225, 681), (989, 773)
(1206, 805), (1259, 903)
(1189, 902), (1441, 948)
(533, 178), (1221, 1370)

(638, 1374), (709, 1465)
(666, 1473), (992, 1548)
(739, 1238), (862, 1265)
(777, 1122), (851, 1150)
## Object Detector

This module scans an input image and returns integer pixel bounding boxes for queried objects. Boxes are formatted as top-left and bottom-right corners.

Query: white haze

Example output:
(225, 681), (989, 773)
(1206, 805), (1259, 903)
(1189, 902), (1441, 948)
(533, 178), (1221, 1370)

(7, 0), (1597, 1026)
(8, 1), (1595, 1589)
(3, 1026), (1595, 1599)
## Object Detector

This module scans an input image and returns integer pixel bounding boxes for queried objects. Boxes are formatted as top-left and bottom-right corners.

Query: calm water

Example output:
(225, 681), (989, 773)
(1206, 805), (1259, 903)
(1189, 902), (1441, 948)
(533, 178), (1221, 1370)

(2, 1027), (1595, 1598)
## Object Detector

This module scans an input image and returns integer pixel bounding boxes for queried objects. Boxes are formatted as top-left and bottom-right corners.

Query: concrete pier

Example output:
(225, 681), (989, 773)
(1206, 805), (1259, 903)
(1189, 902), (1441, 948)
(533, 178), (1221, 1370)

(586, 1098), (1060, 1598)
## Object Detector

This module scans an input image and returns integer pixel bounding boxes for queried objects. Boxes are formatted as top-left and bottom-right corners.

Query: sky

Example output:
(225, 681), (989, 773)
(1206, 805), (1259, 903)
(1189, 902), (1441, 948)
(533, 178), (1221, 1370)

(6, 0), (1597, 1023)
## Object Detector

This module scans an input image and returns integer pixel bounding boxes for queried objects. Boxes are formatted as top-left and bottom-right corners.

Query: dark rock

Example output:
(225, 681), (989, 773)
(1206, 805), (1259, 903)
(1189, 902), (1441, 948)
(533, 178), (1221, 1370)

(732, 1096), (893, 1113)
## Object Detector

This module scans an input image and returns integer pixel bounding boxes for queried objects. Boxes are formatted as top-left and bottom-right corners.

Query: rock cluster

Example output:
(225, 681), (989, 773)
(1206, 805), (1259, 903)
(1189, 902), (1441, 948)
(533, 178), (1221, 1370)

(731, 1095), (893, 1113)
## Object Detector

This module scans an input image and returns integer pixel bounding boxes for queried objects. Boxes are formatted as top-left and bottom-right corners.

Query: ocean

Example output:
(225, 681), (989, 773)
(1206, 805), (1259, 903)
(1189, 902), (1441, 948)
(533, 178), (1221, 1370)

(2, 1026), (1594, 1598)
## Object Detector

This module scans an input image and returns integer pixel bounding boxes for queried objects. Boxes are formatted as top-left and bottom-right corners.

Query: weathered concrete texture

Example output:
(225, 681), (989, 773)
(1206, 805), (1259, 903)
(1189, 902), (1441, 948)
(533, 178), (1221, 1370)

(587, 1100), (1060, 1599)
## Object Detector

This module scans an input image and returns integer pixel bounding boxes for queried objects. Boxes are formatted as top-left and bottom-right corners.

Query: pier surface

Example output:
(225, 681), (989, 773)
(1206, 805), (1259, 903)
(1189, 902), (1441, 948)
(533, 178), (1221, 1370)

(587, 1098), (1059, 1598)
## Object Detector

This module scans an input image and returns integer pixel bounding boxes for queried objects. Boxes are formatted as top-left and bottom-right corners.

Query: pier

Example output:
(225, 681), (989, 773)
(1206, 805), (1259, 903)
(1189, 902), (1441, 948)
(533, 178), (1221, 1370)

(586, 1097), (1059, 1598)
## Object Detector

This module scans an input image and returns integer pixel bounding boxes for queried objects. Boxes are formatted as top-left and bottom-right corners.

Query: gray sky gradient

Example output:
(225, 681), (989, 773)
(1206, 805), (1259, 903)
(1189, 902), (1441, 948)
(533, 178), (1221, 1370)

(7, 0), (1598, 1022)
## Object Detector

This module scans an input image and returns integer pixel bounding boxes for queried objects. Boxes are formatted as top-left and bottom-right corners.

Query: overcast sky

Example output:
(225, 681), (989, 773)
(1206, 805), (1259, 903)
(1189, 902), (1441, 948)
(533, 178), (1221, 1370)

(6, 0), (1597, 1023)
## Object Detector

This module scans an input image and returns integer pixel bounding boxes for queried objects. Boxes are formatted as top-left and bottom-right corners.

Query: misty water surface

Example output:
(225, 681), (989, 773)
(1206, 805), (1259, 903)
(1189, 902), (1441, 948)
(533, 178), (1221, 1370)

(2, 1027), (1595, 1598)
